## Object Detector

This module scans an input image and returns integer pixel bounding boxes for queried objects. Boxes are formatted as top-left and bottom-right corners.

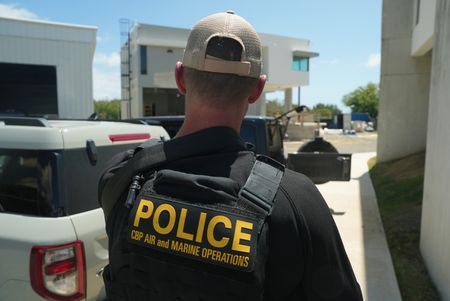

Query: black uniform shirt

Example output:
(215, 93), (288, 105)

(145, 126), (363, 301)
(104, 126), (363, 301)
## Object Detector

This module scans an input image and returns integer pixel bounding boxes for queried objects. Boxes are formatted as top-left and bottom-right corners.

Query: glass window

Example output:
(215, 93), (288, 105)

(140, 45), (147, 74)
(240, 123), (257, 150)
(267, 121), (285, 162)
(0, 149), (58, 216)
(292, 56), (309, 72)
(62, 143), (142, 215)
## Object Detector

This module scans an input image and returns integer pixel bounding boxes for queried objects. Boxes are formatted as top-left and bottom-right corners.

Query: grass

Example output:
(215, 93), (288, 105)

(368, 153), (440, 301)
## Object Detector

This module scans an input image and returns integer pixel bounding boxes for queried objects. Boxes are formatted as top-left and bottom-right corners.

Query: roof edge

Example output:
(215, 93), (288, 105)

(0, 16), (97, 31)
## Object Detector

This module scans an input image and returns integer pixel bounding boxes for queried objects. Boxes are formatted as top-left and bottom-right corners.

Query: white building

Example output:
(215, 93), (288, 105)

(378, 0), (450, 299)
(120, 23), (318, 118)
(0, 17), (96, 119)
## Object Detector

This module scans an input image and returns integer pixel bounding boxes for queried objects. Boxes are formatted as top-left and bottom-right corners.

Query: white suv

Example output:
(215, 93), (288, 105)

(0, 117), (169, 301)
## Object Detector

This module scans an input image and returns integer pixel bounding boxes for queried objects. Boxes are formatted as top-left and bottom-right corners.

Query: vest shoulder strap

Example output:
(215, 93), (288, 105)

(238, 155), (285, 215)
(99, 139), (165, 223)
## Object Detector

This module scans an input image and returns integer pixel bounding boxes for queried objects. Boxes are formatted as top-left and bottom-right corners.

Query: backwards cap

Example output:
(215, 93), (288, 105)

(182, 11), (262, 78)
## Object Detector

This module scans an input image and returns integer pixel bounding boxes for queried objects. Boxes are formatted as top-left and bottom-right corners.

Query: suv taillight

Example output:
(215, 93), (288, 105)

(30, 241), (86, 301)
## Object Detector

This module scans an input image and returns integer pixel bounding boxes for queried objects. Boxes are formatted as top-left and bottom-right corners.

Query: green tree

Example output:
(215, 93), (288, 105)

(266, 99), (284, 117)
(311, 103), (342, 119)
(94, 99), (121, 120)
(342, 82), (379, 118)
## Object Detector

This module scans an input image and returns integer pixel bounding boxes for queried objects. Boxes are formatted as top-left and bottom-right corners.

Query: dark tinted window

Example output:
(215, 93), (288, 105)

(62, 143), (140, 215)
(240, 123), (257, 147)
(0, 63), (58, 115)
(0, 143), (144, 216)
(0, 149), (59, 216)
(267, 121), (284, 161)
(140, 46), (147, 75)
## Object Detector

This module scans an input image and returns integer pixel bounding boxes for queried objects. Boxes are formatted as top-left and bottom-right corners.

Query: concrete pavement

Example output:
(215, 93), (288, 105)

(316, 152), (402, 301)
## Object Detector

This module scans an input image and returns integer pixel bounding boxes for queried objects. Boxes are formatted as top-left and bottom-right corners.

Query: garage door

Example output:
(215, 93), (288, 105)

(0, 62), (58, 116)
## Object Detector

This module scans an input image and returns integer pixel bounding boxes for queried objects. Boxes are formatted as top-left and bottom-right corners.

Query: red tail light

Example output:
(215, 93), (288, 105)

(30, 241), (86, 301)
(109, 133), (150, 142)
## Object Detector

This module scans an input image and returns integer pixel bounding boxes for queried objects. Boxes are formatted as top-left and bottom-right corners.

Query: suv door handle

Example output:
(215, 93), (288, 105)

(96, 267), (104, 278)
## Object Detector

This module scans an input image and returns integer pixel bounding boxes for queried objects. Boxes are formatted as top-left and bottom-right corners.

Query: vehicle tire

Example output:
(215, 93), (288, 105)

(297, 137), (338, 153)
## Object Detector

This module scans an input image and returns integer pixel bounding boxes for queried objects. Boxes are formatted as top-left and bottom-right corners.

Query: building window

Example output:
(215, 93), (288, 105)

(292, 56), (309, 72)
(140, 45), (147, 75)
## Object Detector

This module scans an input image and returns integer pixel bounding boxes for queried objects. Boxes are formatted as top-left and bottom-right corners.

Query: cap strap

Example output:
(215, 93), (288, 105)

(203, 55), (251, 76)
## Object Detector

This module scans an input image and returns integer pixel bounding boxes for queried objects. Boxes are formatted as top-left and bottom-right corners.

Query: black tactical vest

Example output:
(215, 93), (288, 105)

(102, 151), (284, 301)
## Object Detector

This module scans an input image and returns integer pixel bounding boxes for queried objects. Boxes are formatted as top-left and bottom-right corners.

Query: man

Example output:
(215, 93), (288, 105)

(99, 11), (362, 301)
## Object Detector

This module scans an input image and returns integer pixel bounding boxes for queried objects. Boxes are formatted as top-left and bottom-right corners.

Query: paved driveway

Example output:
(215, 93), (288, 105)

(317, 153), (402, 301)
(284, 132), (378, 155)
(283, 133), (402, 300)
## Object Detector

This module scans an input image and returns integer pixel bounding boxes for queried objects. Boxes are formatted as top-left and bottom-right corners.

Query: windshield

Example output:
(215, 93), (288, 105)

(0, 149), (58, 216)
(267, 121), (283, 155)
(240, 123), (257, 147)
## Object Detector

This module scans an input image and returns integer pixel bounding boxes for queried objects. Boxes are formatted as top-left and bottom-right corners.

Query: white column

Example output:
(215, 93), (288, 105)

(377, 0), (431, 162)
(284, 88), (292, 112)
(421, 1), (450, 300)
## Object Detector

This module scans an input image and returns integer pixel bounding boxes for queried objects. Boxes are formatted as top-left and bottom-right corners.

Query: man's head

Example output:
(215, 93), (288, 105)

(176, 11), (266, 107)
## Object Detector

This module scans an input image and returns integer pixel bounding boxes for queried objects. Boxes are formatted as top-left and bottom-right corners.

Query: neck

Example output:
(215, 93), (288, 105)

(176, 96), (247, 138)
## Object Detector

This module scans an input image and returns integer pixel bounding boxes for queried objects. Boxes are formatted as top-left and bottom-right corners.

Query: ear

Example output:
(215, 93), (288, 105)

(248, 75), (266, 104)
(175, 61), (186, 95)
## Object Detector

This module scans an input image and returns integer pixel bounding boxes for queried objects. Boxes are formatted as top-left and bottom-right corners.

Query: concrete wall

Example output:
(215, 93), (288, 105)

(421, 1), (450, 299)
(139, 46), (183, 89)
(411, 0), (436, 56)
(377, 0), (431, 162)
(259, 33), (311, 91)
(0, 17), (96, 119)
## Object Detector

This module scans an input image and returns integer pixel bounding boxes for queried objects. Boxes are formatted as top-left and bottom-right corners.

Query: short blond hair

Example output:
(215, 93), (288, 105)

(183, 67), (257, 106)
(183, 36), (258, 106)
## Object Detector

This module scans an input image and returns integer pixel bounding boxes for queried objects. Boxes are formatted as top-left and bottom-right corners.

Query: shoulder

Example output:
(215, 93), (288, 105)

(271, 169), (363, 300)
(279, 169), (331, 223)
(280, 169), (323, 203)
(265, 169), (327, 295)
(276, 168), (337, 244)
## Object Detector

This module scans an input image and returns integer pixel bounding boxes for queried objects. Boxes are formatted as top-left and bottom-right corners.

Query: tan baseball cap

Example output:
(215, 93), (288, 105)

(182, 11), (262, 78)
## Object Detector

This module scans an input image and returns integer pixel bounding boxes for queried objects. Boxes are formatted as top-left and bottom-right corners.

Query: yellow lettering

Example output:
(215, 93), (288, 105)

(153, 204), (176, 234)
(232, 220), (253, 253)
(195, 212), (207, 243)
(171, 240), (179, 250)
(176, 208), (194, 241)
(157, 238), (170, 248)
(144, 234), (156, 245)
(130, 230), (144, 241)
(133, 199), (154, 227)
(243, 256), (249, 267)
(220, 252), (229, 263)
(207, 215), (231, 248)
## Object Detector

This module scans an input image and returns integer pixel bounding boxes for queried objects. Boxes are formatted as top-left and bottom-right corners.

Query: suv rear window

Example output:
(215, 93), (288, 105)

(0, 149), (58, 216)
(62, 144), (140, 215)
(0, 143), (141, 217)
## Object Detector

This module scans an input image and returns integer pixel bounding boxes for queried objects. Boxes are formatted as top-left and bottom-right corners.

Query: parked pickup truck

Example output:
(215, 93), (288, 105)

(126, 114), (352, 184)
(0, 117), (169, 301)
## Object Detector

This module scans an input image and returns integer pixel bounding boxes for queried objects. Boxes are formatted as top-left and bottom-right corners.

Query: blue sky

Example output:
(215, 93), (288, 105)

(0, 1), (382, 111)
